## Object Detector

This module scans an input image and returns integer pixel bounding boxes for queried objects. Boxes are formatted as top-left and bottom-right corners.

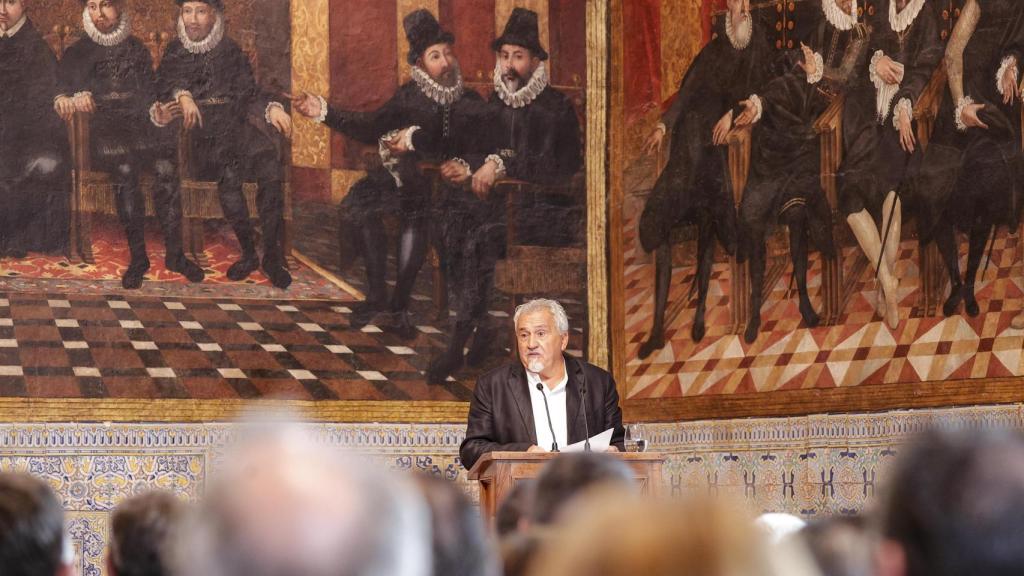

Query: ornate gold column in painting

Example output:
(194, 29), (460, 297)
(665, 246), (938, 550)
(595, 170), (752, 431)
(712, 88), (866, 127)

(397, 0), (440, 83)
(659, 0), (703, 108)
(331, 169), (368, 204)
(586, 0), (609, 369)
(291, 0), (330, 169)
(496, 0), (550, 62)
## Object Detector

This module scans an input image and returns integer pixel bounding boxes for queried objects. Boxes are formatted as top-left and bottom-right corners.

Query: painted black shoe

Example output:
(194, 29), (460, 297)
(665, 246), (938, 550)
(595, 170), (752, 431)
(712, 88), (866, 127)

(349, 301), (384, 329)
(427, 349), (463, 384)
(465, 327), (494, 367)
(262, 259), (292, 290)
(226, 254), (259, 282)
(122, 256), (151, 290)
(166, 254), (205, 283)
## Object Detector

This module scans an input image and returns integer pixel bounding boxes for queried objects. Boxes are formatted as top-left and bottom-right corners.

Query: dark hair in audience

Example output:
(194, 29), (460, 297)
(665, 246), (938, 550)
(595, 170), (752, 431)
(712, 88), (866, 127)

(499, 528), (549, 576)
(413, 474), (498, 576)
(0, 473), (66, 576)
(495, 480), (534, 537)
(109, 491), (184, 576)
(881, 427), (1024, 576)
(531, 453), (633, 525)
(800, 515), (872, 576)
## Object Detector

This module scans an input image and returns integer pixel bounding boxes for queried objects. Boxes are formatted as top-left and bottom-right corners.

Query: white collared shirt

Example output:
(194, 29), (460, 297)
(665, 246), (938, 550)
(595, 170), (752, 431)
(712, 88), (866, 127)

(0, 15), (27, 38)
(527, 361), (569, 452)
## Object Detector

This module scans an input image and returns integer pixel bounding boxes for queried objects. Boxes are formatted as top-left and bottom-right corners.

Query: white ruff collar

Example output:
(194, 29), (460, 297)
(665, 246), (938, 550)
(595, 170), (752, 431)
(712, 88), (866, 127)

(177, 13), (224, 54)
(493, 61), (549, 109)
(410, 64), (464, 106)
(725, 11), (752, 50)
(822, 0), (859, 31)
(82, 8), (131, 47)
(889, 0), (926, 33)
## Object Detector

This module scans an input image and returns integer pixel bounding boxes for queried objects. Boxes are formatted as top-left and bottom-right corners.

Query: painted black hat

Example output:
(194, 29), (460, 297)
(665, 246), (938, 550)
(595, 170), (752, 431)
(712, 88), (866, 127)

(403, 9), (455, 65)
(492, 8), (548, 61)
(174, 0), (225, 11)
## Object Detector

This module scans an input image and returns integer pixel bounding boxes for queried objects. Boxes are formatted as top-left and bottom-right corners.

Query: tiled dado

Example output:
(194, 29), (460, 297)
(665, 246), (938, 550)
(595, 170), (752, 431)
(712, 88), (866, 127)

(2, 404), (1023, 574)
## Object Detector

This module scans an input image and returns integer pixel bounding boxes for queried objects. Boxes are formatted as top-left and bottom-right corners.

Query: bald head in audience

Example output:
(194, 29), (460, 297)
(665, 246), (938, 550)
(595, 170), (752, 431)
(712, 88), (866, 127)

(179, 424), (431, 576)
(0, 472), (73, 576)
(877, 428), (1024, 576)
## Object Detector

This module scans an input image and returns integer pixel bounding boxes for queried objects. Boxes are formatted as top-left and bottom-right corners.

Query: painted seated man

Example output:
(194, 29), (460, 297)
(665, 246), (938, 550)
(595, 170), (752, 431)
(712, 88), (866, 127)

(735, 0), (871, 343)
(292, 9), (487, 339)
(428, 8), (584, 384)
(56, 0), (205, 289)
(837, 0), (941, 329)
(0, 0), (70, 258)
(153, 0), (294, 289)
(636, 0), (774, 355)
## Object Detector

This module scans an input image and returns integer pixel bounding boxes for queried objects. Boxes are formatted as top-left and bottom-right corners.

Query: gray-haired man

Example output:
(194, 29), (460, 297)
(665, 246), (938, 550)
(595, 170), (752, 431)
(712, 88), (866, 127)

(459, 298), (625, 470)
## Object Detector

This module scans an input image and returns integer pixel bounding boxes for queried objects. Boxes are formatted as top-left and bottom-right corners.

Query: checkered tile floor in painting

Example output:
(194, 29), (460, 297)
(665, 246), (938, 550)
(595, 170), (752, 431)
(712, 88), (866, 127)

(623, 194), (1024, 400)
(0, 293), (522, 402)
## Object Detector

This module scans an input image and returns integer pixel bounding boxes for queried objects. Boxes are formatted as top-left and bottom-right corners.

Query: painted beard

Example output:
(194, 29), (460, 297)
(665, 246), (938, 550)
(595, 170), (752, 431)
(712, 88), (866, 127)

(502, 70), (525, 92)
(433, 61), (462, 88)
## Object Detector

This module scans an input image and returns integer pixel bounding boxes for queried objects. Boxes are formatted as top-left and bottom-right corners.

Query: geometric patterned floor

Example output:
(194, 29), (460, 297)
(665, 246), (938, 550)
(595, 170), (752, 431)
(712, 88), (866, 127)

(0, 292), (500, 402)
(623, 193), (1024, 400)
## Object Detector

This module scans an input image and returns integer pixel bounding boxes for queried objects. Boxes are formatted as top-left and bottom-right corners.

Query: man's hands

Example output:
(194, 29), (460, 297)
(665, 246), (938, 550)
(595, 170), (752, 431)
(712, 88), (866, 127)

(152, 101), (181, 126)
(644, 125), (666, 156)
(712, 110), (733, 146)
(472, 159), (500, 199)
(797, 42), (818, 79)
(875, 54), (904, 85)
(54, 96), (76, 121)
(440, 159), (470, 184)
(267, 105), (292, 138)
(961, 101), (990, 130)
(288, 91), (322, 119)
(178, 93), (203, 129)
(897, 107), (916, 154)
(735, 99), (758, 127)
(1001, 60), (1019, 105)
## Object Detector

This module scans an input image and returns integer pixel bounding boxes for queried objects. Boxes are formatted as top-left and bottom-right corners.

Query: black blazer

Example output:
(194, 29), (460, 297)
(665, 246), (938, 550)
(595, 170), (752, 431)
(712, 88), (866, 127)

(460, 354), (626, 470)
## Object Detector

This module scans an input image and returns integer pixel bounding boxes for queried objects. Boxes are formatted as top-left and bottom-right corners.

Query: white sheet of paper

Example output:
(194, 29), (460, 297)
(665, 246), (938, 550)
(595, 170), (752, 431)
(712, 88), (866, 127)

(562, 428), (614, 453)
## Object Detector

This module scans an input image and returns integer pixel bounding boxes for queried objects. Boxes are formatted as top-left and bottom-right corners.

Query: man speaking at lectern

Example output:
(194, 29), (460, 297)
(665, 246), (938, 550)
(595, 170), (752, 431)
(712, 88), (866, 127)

(460, 299), (626, 470)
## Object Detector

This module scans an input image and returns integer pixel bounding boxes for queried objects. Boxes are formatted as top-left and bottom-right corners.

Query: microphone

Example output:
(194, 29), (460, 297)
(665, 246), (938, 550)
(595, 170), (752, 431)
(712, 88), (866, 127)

(576, 358), (591, 452)
(535, 383), (559, 452)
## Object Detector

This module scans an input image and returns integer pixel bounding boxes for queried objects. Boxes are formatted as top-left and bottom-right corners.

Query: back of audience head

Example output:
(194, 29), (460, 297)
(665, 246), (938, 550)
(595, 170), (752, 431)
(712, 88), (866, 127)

(529, 490), (813, 576)
(108, 490), (184, 576)
(177, 422), (431, 576)
(412, 473), (499, 576)
(800, 515), (873, 576)
(495, 480), (534, 537)
(0, 472), (72, 576)
(531, 452), (634, 525)
(877, 427), (1024, 576)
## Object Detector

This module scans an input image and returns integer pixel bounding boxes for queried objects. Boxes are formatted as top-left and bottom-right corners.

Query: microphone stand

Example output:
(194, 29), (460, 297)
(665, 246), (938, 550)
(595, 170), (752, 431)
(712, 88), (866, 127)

(576, 358), (591, 452)
(536, 382), (559, 452)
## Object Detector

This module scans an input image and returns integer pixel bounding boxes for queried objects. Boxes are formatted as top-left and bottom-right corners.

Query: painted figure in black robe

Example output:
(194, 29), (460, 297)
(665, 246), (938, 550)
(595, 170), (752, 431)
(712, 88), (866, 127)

(426, 8), (583, 384)
(0, 2), (69, 257)
(838, 0), (942, 329)
(735, 0), (871, 343)
(57, 0), (204, 289)
(292, 9), (488, 340)
(155, 0), (294, 289)
(912, 0), (1024, 319)
(636, 0), (774, 357)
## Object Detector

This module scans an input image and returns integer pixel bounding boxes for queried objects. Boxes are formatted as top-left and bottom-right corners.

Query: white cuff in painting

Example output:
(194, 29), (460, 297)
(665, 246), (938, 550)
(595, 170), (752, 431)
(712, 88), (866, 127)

(173, 89), (193, 102)
(869, 50), (885, 88)
(315, 95), (328, 124)
(451, 157), (471, 178)
(403, 126), (420, 151)
(748, 94), (763, 124)
(264, 101), (284, 125)
(806, 52), (824, 84)
(149, 102), (168, 127)
(955, 96), (974, 132)
(73, 91), (93, 100)
(485, 154), (507, 178)
(996, 55), (1018, 96)
(655, 122), (667, 134)
(892, 98), (913, 130)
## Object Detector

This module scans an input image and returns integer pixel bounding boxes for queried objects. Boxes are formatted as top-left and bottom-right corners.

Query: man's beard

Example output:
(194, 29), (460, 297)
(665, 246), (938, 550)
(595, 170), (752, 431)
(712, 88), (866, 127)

(186, 24), (212, 41)
(502, 70), (524, 92)
(430, 60), (462, 88)
(527, 358), (545, 373)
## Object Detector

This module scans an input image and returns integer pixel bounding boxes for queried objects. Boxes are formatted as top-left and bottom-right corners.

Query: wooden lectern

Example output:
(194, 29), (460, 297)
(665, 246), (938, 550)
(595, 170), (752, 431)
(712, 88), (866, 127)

(468, 451), (666, 524)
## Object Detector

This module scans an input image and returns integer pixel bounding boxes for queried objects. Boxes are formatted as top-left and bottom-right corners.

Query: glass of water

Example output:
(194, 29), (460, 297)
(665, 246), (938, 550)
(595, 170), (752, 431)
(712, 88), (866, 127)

(625, 424), (648, 453)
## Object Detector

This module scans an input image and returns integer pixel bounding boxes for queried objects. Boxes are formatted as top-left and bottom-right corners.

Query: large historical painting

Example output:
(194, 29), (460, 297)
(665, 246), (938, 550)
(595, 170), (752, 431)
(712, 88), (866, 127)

(0, 0), (594, 421)
(613, 0), (1024, 420)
